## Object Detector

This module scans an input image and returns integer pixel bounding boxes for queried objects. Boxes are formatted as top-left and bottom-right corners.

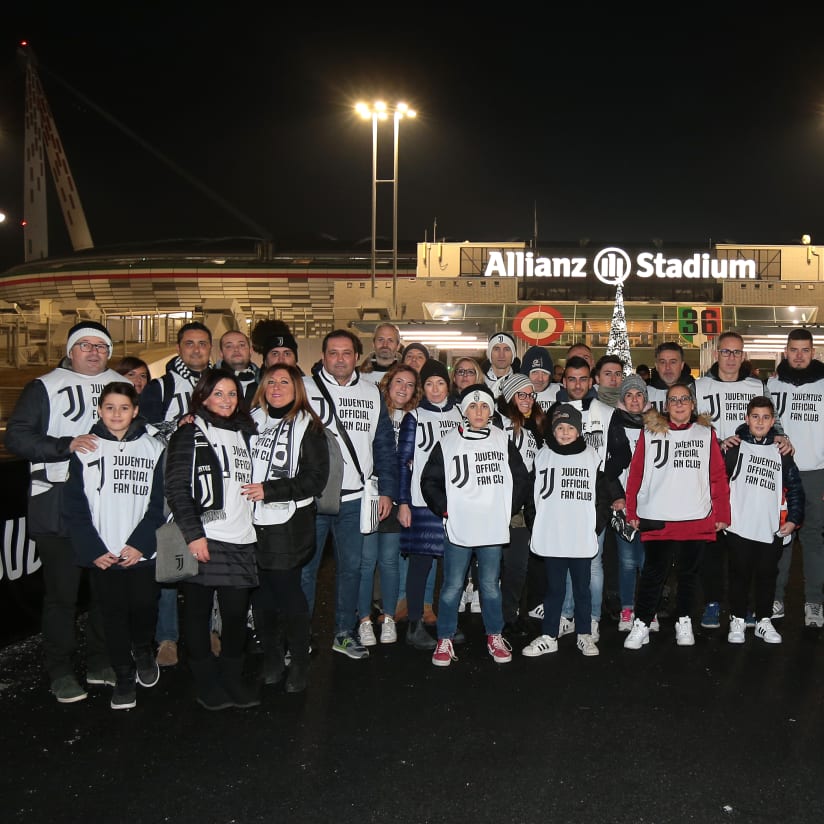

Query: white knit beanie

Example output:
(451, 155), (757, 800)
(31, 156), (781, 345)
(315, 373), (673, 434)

(486, 332), (517, 362)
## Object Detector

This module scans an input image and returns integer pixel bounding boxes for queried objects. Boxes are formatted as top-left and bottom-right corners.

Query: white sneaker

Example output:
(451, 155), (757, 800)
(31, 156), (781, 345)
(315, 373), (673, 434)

(624, 618), (649, 649)
(755, 617), (782, 643)
(528, 603), (544, 620)
(650, 614), (660, 633)
(618, 608), (634, 632)
(358, 620), (377, 647)
(379, 616), (397, 644)
(675, 616), (695, 647)
(558, 617), (575, 637)
(469, 588), (482, 614)
(576, 633), (599, 656)
(727, 615), (746, 644)
(590, 619), (600, 642)
(522, 634), (558, 657)
(804, 602), (824, 628)
(771, 600), (784, 620)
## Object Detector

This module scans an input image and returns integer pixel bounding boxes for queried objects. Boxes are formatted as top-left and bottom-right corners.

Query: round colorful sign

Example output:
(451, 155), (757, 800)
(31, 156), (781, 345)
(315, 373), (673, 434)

(512, 305), (565, 345)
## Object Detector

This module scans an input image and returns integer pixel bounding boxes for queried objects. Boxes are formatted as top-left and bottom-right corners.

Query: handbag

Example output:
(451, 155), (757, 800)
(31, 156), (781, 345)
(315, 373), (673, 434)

(315, 428), (345, 516)
(359, 474), (381, 535)
(313, 375), (381, 534)
(155, 518), (198, 583)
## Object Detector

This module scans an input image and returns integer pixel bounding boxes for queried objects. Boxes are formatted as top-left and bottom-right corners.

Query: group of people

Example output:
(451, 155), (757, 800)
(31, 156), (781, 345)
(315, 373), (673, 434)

(7, 319), (823, 709)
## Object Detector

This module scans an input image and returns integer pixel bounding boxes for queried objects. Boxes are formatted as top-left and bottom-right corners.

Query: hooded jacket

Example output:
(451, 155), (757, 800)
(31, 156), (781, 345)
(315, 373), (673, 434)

(724, 421), (805, 534)
(63, 416), (166, 566)
(625, 409), (730, 542)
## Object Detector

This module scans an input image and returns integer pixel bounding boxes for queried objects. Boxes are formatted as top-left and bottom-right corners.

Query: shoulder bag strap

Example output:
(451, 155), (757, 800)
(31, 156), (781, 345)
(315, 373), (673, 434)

(313, 374), (365, 485)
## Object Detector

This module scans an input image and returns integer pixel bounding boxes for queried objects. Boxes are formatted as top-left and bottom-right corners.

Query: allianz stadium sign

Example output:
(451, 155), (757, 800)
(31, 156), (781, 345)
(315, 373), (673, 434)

(483, 248), (756, 286)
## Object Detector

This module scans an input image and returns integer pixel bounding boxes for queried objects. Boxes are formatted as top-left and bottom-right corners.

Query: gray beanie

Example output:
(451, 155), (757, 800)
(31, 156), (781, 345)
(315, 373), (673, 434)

(500, 372), (533, 403)
(620, 373), (649, 402)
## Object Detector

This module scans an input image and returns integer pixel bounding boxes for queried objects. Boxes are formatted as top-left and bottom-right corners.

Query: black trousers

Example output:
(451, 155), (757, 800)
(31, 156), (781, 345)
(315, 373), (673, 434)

(699, 529), (729, 605)
(726, 531), (782, 621)
(183, 582), (251, 661)
(407, 554), (437, 621)
(635, 539), (705, 626)
(256, 566), (309, 617)
(501, 526), (530, 623)
(90, 563), (158, 668)
(38, 535), (108, 680)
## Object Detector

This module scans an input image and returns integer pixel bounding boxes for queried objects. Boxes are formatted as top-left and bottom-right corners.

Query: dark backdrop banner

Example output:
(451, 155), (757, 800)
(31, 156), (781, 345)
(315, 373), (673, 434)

(0, 459), (43, 645)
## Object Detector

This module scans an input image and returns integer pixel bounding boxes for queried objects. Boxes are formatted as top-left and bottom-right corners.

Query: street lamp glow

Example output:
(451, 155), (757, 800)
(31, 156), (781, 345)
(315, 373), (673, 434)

(355, 100), (417, 313)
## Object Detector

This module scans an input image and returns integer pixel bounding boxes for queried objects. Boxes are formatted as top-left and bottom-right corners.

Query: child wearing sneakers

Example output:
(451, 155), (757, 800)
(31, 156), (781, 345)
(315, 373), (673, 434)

(522, 404), (610, 658)
(420, 383), (530, 667)
(63, 381), (166, 709)
(723, 396), (804, 644)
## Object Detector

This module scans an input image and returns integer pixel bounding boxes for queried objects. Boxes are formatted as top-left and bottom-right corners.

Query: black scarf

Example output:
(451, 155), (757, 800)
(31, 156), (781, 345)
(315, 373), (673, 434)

(775, 357), (824, 387)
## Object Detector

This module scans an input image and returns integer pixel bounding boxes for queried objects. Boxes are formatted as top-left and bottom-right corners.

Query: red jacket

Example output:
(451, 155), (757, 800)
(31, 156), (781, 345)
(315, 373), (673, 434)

(625, 412), (731, 543)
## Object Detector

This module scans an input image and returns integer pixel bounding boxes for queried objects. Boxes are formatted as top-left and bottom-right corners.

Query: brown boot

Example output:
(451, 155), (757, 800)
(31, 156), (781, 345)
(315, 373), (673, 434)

(423, 603), (438, 625)
(156, 640), (178, 667)
(394, 598), (408, 622)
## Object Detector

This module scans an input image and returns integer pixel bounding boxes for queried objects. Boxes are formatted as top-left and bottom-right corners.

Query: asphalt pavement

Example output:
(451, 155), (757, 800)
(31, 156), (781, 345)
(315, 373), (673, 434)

(1, 544), (822, 824)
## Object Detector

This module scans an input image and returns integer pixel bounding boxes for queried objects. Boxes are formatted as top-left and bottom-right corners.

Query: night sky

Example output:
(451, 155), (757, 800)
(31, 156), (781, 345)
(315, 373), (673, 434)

(2, 8), (824, 272)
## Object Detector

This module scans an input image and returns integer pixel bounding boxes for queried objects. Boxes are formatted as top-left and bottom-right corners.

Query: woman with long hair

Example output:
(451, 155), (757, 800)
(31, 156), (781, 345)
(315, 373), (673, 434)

(357, 364), (420, 646)
(244, 364), (329, 693)
(165, 367), (260, 710)
(494, 372), (546, 641)
(397, 359), (463, 650)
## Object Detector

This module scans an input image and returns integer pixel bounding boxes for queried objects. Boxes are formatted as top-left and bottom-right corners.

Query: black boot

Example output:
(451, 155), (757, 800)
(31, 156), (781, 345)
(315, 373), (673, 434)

(260, 611), (286, 686)
(111, 664), (136, 710)
(219, 656), (261, 708)
(285, 613), (310, 694)
(406, 620), (436, 651)
(190, 656), (233, 711)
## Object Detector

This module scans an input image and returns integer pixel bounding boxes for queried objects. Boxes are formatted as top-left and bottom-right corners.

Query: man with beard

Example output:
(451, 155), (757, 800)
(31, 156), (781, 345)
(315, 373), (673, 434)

(647, 341), (695, 412)
(360, 323), (401, 385)
(767, 328), (824, 627)
(140, 321), (214, 667)
(217, 330), (259, 408)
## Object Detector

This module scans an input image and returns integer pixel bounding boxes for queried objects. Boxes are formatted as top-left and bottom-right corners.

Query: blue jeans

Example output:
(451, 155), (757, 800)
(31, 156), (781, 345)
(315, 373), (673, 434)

(359, 531), (400, 619)
(562, 529), (604, 621)
(616, 532), (645, 609)
(436, 539), (503, 639)
(301, 498), (363, 636)
(545, 557), (592, 637)
(397, 554), (436, 604)
(155, 585), (179, 643)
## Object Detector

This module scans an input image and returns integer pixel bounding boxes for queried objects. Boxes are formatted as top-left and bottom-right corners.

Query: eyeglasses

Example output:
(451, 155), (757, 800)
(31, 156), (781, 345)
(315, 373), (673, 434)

(667, 395), (693, 405)
(718, 348), (744, 358)
(74, 342), (109, 353)
(515, 391), (537, 401)
(454, 368), (476, 377)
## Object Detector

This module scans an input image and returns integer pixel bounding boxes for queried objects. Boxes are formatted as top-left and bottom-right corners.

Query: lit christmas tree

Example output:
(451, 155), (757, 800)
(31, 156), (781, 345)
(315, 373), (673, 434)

(606, 283), (633, 374)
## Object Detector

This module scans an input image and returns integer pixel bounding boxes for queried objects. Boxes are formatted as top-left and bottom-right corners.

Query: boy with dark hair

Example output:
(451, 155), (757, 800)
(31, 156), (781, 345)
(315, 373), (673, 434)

(723, 396), (804, 644)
